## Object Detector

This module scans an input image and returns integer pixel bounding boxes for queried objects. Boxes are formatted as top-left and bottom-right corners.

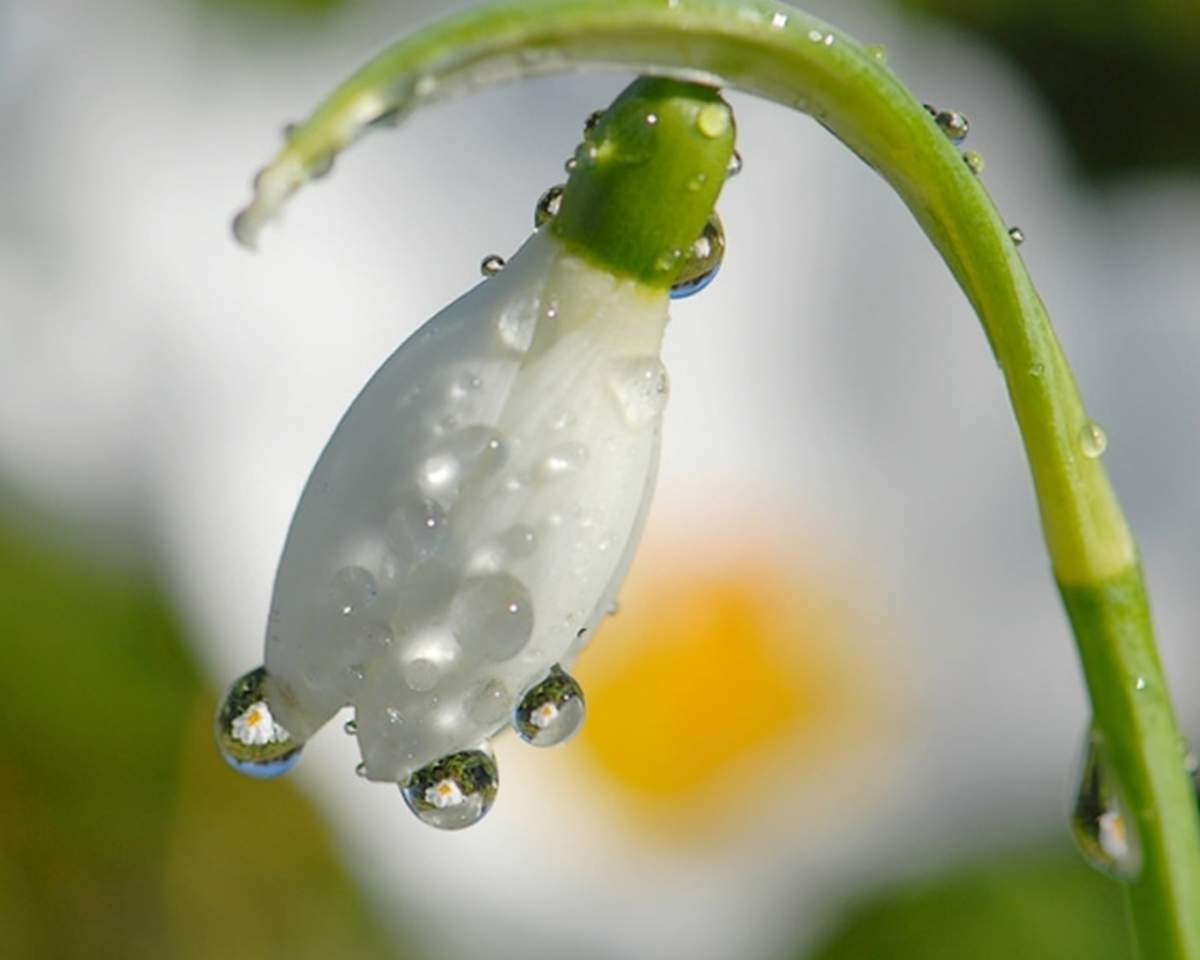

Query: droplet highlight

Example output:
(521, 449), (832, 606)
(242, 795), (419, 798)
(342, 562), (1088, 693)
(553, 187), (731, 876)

(513, 665), (586, 747)
(401, 750), (499, 829)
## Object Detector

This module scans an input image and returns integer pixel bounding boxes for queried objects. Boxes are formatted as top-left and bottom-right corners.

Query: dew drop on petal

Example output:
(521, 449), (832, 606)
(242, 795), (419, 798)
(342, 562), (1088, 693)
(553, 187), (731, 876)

(330, 566), (377, 618)
(534, 185), (565, 228)
(215, 666), (303, 778)
(1070, 728), (1141, 879)
(497, 305), (538, 353)
(401, 750), (498, 829)
(480, 254), (506, 277)
(538, 442), (588, 481)
(513, 665), (586, 747)
(466, 678), (511, 725)
(385, 497), (448, 562)
(344, 718), (358, 735)
(403, 658), (441, 692)
(609, 357), (670, 425)
(1009, 226), (1025, 246)
(449, 574), (534, 662)
(1080, 421), (1108, 459)
(583, 109), (605, 135)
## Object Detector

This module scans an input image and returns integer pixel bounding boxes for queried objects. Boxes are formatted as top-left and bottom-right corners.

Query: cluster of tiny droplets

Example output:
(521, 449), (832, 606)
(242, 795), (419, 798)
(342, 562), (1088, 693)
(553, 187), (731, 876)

(219, 100), (729, 828)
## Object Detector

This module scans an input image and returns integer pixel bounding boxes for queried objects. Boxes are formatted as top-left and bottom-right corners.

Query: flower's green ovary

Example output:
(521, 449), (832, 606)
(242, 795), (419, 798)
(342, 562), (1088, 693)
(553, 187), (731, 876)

(552, 77), (734, 287)
(233, 0), (1200, 952)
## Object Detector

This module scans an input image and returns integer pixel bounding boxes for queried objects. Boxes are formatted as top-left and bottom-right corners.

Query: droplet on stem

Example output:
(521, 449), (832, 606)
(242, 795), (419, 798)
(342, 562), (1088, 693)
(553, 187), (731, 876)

(935, 110), (970, 143)
(1008, 226), (1025, 246)
(480, 254), (506, 277)
(534, 185), (565, 227)
(670, 212), (726, 299)
(1080, 421), (1107, 459)
(1070, 728), (1141, 879)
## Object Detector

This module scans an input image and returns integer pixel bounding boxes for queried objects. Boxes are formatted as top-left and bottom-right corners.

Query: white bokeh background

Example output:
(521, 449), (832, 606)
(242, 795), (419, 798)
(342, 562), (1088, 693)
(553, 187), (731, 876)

(2, 1), (1197, 957)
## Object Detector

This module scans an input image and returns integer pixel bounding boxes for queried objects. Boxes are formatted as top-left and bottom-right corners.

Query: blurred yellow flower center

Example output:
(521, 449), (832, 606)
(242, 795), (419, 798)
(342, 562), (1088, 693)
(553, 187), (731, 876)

(574, 533), (877, 833)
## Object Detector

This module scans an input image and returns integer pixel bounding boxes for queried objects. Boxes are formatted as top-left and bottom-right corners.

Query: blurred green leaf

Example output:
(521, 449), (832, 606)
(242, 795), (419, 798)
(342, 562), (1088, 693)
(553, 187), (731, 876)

(803, 847), (1135, 960)
(892, 0), (1200, 177)
(0, 504), (404, 960)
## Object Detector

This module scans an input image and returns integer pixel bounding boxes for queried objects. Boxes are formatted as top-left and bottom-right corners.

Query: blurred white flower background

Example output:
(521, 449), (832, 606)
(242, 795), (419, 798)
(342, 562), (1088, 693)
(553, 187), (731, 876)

(2, 0), (1198, 958)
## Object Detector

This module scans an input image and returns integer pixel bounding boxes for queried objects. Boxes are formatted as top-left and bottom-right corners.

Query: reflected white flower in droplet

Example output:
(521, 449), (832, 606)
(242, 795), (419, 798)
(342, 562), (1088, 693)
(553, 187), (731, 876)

(1098, 810), (1130, 862)
(231, 701), (279, 747)
(425, 778), (466, 809)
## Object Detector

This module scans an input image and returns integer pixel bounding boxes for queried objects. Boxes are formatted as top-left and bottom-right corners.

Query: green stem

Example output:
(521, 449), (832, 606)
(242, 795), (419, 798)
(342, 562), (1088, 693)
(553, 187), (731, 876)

(554, 78), (734, 287)
(232, 1), (1200, 951)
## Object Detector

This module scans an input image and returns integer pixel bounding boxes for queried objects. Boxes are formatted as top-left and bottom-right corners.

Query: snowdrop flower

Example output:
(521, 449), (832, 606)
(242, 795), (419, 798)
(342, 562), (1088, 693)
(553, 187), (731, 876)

(217, 78), (736, 827)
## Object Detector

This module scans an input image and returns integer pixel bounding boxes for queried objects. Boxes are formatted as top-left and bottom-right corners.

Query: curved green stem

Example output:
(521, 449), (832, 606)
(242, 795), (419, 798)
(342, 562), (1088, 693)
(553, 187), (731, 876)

(232, 1), (1200, 952)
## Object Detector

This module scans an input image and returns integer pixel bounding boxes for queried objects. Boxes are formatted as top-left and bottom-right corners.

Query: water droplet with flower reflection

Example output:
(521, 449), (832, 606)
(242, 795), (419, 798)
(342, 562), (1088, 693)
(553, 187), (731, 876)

(215, 667), (302, 778)
(514, 665), (586, 746)
(670, 213), (725, 299)
(1070, 728), (1140, 879)
(402, 750), (499, 829)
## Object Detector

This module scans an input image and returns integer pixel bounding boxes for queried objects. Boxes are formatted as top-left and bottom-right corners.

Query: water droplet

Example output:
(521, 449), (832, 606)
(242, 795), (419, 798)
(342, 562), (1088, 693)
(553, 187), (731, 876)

(686, 172), (708, 192)
(607, 599), (620, 616)
(671, 213), (725, 299)
(807, 29), (823, 42)
(963, 151), (985, 175)
(770, 11), (789, 29)
(1134, 676), (1147, 691)
(501, 523), (538, 558)
(583, 109), (605, 135)
(1080, 421), (1107, 459)
(727, 151), (743, 178)
(215, 667), (302, 778)
(480, 254), (506, 277)
(449, 573), (534, 662)
(645, 113), (659, 126)
(309, 152), (335, 180)
(538, 442), (588, 480)
(401, 750), (498, 830)
(466, 678), (510, 725)
(385, 497), (447, 562)
(696, 103), (731, 139)
(497, 305), (537, 353)
(534, 185), (565, 228)
(514, 665), (586, 747)
(865, 43), (888, 65)
(935, 110), (970, 143)
(1009, 226), (1025, 246)
(403, 658), (440, 692)
(610, 357), (670, 425)
(414, 74), (437, 98)
(344, 718), (358, 735)
(355, 761), (368, 778)
(1071, 729), (1141, 879)
(331, 566), (378, 617)
(1029, 362), (1044, 377)
(418, 453), (460, 500)
(564, 156), (577, 173)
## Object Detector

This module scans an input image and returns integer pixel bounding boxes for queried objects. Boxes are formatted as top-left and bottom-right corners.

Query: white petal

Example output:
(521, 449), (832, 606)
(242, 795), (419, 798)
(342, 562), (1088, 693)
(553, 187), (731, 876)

(264, 230), (669, 781)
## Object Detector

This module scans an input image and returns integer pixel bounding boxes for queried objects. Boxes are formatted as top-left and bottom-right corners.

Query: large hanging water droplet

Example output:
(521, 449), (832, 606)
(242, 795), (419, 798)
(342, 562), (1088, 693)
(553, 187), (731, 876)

(671, 213), (725, 299)
(534, 185), (565, 228)
(215, 667), (302, 778)
(1080, 421), (1107, 459)
(609, 357), (670, 426)
(449, 573), (534, 661)
(1070, 728), (1141, 879)
(935, 110), (970, 143)
(401, 749), (499, 829)
(513, 665), (586, 747)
